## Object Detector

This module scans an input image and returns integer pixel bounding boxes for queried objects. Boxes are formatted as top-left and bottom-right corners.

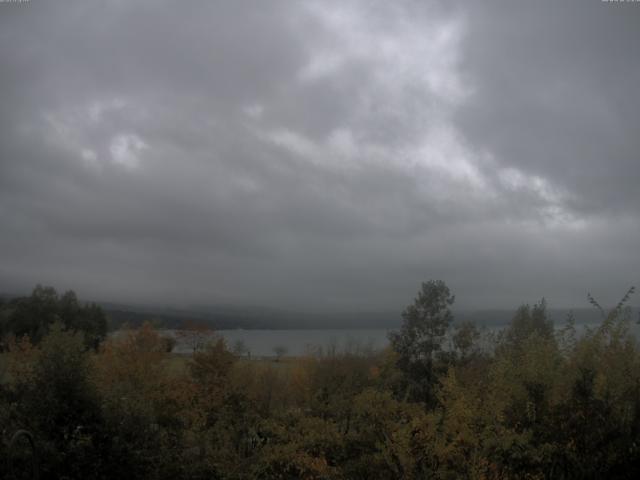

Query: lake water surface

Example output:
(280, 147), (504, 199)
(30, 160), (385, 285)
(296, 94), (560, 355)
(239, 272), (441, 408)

(164, 321), (640, 357)
(168, 328), (390, 357)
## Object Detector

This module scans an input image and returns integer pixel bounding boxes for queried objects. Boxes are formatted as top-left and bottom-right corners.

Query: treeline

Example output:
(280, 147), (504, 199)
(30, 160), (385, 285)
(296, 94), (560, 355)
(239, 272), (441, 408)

(0, 285), (107, 349)
(1, 281), (639, 479)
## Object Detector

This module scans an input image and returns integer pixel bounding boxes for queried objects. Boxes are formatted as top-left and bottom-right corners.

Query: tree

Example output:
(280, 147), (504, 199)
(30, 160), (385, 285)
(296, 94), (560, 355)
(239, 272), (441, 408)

(176, 320), (213, 353)
(58, 290), (108, 349)
(6, 285), (59, 342)
(190, 338), (236, 390)
(273, 345), (288, 361)
(233, 339), (249, 357)
(452, 321), (481, 361)
(388, 280), (455, 404)
(93, 322), (186, 479)
(161, 335), (177, 352)
(3, 285), (107, 348)
(501, 298), (553, 352)
(11, 322), (104, 478)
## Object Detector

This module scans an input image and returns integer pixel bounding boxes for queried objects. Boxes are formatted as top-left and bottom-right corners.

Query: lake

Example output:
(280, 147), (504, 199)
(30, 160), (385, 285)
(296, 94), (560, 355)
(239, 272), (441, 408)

(165, 328), (391, 357)
(163, 320), (640, 357)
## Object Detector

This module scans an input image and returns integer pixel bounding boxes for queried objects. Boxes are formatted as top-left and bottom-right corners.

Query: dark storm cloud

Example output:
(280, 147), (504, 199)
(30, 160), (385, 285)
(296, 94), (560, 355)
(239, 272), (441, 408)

(0, 0), (638, 312)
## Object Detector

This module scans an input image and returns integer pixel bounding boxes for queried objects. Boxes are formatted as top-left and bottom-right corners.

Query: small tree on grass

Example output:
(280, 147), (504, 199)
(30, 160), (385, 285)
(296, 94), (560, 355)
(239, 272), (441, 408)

(273, 345), (288, 361)
(176, 320), (213, 353)
(232, 339), (249, 357)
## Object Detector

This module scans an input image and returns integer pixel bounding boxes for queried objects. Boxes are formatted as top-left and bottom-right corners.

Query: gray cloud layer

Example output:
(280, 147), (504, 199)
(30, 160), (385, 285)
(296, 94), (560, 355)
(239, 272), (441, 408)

(1, 0), (639, 312)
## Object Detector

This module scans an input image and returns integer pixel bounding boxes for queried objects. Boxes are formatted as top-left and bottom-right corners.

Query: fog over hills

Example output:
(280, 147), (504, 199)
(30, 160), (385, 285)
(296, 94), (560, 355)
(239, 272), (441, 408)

(4, 286), (637, 330)
(101, 302), (640, 331)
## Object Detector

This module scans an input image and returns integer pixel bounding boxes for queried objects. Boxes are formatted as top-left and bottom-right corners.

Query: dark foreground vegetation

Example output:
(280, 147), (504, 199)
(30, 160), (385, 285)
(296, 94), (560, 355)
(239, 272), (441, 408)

(1, 282), (639, 479)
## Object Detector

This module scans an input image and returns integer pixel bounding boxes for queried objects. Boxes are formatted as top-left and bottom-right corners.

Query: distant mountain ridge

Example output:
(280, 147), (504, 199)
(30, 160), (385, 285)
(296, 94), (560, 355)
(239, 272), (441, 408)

(101, 303), (640, 331)
(2, 291), (637, 331)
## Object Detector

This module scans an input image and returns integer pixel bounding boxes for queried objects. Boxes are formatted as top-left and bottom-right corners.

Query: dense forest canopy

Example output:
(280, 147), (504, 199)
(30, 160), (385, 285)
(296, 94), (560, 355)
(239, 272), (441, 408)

(0, 285), (107, 350)
(1, 282), (639, 479)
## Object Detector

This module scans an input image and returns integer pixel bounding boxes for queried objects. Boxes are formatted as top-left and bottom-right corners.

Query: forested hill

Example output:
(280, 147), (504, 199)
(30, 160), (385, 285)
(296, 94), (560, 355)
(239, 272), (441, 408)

(103, 303), (638, 331)
(3, 291), (636, 331)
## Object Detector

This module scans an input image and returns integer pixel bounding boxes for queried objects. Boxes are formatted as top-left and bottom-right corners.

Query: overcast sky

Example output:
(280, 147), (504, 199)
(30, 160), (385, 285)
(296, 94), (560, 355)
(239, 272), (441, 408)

(1, 0), (639, 313)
